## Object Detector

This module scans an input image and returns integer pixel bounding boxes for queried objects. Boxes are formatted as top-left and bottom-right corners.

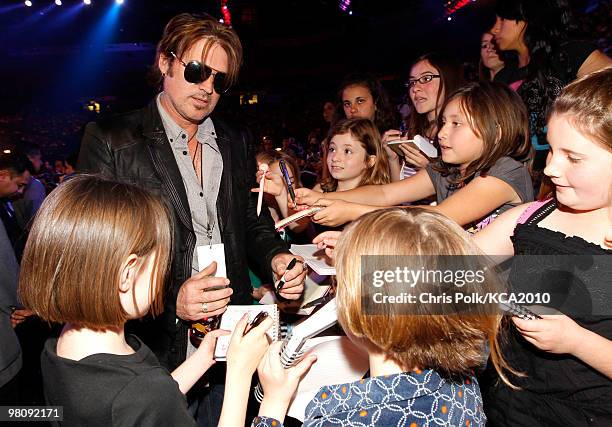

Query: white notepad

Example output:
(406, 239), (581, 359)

(213, 304), (279, 361)
(286, 336), (369, 422)
(290, 244), (336, 276)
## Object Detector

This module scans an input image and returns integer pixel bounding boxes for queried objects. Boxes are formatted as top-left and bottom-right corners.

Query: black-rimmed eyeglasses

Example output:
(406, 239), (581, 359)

(404, 74), (441, 88)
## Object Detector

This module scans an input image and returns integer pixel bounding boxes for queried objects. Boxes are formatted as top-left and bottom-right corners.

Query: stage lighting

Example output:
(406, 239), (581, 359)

(84, 0), (91, 4)
(25, 0), (32, 6)
(55, 0), (62, 5)
(116, 0), (124, 4)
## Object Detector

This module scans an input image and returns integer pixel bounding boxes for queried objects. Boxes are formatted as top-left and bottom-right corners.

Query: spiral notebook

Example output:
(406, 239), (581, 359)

(214, 304), (280, 361)
(499, 302), (542, 320)
(254, 298), (340, 404)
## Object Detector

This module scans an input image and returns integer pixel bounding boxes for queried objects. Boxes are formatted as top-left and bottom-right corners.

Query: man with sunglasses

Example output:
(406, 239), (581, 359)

(78, 13), (306, 426)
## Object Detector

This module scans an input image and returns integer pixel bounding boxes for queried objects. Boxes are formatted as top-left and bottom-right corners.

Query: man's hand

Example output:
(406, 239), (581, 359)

(176, 261), (233, 321)
(271, 253), (306, 300)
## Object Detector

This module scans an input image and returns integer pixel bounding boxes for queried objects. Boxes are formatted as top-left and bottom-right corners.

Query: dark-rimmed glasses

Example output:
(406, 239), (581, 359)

(404, 74), (441, 88)
(170, 51), (230, 94)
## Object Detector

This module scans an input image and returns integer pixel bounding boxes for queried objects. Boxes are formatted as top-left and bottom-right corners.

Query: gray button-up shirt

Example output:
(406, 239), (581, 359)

(156, 93), (223, 276)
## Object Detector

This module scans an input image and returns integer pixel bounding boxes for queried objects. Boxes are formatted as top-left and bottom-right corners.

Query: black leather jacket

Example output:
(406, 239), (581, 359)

(77, 99), (288, 369)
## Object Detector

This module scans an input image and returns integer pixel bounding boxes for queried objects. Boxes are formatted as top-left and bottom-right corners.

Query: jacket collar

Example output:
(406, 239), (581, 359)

(142, 99), (193, 232)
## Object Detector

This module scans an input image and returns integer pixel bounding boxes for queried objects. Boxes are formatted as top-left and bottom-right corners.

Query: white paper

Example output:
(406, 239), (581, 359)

(213, 304), (278, 360)
(290, 244), (336, 276)
(286, 336), (369, 422)
(197, 243), (227, 276)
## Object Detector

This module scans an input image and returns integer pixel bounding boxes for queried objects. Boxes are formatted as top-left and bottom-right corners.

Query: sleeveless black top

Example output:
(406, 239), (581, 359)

(483, 199), (612, 426)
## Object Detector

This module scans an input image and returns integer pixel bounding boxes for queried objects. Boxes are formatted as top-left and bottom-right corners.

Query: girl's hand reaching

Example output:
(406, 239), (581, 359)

(252, 168), (285, 197)
(382, 129), (402, 161)
(398, 143), (430, 169)
(512, 314), (583, 355)
(257, 341), (317, 423)
(293, 187), (324, 209)
(219, 314), (274, 427)
(226, 314), (274, 376)
(313, 231), (342, 261)
(312, 199), (363, 227)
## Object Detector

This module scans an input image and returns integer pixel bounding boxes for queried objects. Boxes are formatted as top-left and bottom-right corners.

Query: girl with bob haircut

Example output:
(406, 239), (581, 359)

(474, 69), (612, 425)
(295, 81), (533, 233)
(252, 208), (514, 426)
(19, 175), (274, 427)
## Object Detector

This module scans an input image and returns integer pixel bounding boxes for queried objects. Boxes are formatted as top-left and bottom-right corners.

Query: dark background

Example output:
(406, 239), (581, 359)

(0, 0), (608, 157)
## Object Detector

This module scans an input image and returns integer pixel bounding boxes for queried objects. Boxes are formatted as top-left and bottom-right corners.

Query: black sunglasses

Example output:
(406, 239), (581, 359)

(170, 51), (230, 94)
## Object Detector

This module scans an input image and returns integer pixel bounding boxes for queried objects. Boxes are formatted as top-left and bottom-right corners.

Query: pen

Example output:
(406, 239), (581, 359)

(278, 159), (296, 204)
(257, 163), (269, 217)
(243, 311), (269, 336)
(301, 293), (334, 309)
(276, 257), (298, 293)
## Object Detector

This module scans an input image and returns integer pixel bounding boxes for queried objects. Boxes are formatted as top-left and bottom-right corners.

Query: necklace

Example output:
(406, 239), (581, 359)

(188, 129), (214, 242)
(189, 132), (203, 190)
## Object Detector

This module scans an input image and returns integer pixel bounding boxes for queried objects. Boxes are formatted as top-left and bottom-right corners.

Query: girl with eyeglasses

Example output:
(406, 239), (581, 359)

(383, 52), (465, 182)
(294, 81), (534, 234)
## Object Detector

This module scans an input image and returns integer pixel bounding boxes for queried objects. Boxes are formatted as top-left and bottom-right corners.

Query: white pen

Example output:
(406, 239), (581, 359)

(256, 163), (269, 217)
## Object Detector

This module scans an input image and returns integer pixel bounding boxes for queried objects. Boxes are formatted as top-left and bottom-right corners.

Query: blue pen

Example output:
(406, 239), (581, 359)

(278, 159), (296, 204)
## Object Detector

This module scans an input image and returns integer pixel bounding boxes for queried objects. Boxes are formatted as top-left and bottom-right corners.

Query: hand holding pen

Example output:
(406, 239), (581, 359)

(275, 257), (297, 293)
(270, 254), (307, 300)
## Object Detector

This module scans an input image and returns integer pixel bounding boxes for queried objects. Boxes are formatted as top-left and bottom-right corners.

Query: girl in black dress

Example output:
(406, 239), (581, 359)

(474, 69), (612, 426)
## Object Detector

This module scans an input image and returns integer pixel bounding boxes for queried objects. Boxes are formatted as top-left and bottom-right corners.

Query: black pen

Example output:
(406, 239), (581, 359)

(276, 257), (298, 292)
(243, 311), (269, 336)
(302, 293), (334, 309)
(278, 159), (296, 204)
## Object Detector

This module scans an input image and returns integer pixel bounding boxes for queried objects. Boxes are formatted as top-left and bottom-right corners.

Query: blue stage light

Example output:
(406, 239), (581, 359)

(116, 0), (124, 4)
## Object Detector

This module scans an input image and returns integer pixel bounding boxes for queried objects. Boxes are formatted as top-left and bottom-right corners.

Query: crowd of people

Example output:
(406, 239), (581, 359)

(1, 0), (611, 426)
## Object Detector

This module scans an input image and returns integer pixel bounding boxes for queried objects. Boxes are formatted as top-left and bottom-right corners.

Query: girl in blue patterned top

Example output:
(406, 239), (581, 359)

(253, 207), (515, 426)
